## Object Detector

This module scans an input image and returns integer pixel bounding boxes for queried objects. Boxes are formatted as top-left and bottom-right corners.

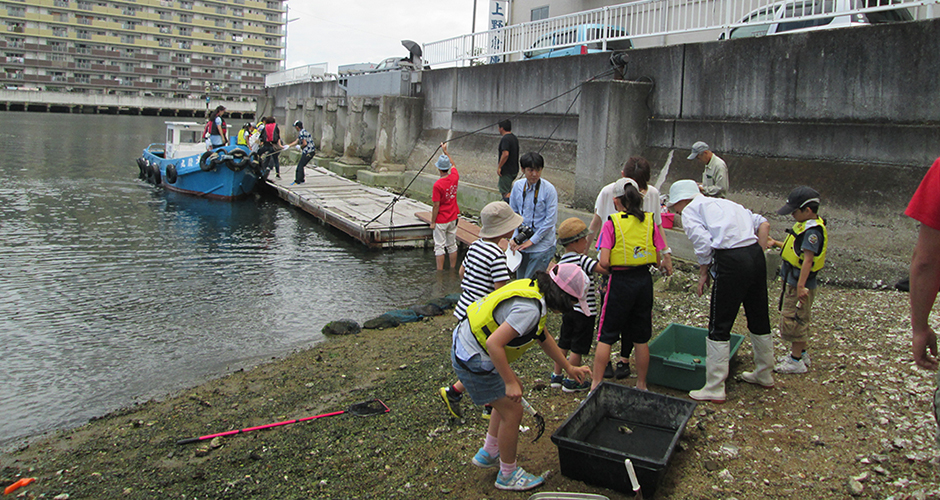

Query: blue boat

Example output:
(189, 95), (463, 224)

(136, 121), (266, 201)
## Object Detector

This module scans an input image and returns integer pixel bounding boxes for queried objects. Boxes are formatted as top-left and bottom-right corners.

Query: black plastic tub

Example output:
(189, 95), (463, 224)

(550, 383), (697, 497)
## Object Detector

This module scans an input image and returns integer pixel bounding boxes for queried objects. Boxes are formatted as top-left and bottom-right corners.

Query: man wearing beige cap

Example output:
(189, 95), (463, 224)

(688, 141), (729, 198)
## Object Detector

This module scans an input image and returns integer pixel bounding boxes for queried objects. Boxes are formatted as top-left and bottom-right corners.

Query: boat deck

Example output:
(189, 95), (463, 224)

(268, 165), (433, 248)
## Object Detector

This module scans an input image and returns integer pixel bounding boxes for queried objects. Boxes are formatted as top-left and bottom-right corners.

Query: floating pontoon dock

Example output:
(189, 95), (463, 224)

(268, 165), (433, 248)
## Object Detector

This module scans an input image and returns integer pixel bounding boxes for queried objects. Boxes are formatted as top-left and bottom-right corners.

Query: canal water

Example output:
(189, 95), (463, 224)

(0, 112), (460, 448)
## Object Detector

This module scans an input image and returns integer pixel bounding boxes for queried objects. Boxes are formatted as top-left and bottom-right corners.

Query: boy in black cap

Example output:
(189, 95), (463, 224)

(767, 186), (827, 375)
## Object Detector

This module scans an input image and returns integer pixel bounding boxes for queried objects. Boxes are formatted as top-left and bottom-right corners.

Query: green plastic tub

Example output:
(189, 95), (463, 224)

(647, 323), (745, 391)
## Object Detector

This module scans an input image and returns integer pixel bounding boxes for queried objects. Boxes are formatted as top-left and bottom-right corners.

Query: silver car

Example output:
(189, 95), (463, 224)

(722, 0), (912, 39)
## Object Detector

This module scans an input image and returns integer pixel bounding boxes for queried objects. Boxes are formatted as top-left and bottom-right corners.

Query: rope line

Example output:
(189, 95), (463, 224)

(364, 66), (619, 229)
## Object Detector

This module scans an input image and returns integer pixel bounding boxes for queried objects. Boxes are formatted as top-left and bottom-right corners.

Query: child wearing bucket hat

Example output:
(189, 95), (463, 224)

(550, 217), (607, 392)
(430, 142), (460, 270)
(667, 179), (773, 402)
(451, 262), (592, 491)
(593, 178), (667, 392)
(440, 201), (520, 420)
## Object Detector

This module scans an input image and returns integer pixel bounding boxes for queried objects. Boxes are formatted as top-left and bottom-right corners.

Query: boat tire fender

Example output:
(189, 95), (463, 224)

(200, 150), (218, 172)
(227, 149), (249, 172)
(137, 157), (148, 179)
(151, 163), (162, 185)
(165, 164), (178, 184)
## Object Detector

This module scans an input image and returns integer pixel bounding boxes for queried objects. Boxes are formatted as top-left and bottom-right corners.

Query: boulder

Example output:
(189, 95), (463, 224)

(322, 319), (361, 336)
(363, 314), (401, 329)
(410, 304), (444, 317)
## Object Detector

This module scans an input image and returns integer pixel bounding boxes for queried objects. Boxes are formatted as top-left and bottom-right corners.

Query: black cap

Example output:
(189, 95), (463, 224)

(293, 120), (303, 128)
(777, 186), (821, 215)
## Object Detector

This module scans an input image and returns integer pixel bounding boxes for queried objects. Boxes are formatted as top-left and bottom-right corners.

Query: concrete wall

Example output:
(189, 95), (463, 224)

(629, 19), (940, 170)
(263, 18), (940, 211)
(574, 80), (653, 208)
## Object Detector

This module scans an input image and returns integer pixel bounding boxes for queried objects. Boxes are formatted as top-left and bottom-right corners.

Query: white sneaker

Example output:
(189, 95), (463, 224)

(774, 356), (808, 374)
(777, 352), (810, 368)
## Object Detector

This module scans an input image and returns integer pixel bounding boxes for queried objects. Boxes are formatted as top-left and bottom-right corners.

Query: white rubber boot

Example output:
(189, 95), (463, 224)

(689, 339), (729, 403)
(741, 334), (775, 388)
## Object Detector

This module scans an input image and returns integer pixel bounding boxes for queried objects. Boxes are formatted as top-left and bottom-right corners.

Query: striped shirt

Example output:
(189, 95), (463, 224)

(558, 251), (598, 316)
(453, 240), (511, 321)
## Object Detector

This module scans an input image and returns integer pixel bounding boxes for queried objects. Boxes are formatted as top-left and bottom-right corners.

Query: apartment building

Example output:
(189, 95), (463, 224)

(0, 0), (285, 101)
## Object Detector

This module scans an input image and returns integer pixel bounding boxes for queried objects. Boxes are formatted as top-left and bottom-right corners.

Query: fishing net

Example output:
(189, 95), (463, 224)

(348, 399), (390, 417)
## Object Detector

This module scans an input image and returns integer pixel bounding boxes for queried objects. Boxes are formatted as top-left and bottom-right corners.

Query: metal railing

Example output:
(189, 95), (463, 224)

(264, 62), (329, 87)
(423, 0), (936, 66)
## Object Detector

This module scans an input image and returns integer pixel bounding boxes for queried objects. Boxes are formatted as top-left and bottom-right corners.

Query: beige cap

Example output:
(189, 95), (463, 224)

(478, 201), (523, 239)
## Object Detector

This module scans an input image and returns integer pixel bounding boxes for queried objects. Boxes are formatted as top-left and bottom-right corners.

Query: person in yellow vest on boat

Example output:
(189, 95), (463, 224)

(768, 186), (827, 375)
(236, 122), (254, 147)
(451, 263), (592, 492)
(592, 178), (667, 392)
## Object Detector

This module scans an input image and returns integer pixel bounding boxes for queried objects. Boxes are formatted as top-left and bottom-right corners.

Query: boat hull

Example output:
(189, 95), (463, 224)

(138, 145), (263, 201)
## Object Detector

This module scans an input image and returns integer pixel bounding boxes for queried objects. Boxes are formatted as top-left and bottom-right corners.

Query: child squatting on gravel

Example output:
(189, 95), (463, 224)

(451, 263), (593, 491)
(768, 186), (828, 374)
(551, 217), (607, 392)
(439, 201), (520, 420)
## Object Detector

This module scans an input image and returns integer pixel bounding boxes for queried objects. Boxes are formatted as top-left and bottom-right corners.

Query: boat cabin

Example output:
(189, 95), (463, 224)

(163, 121), (225, 160)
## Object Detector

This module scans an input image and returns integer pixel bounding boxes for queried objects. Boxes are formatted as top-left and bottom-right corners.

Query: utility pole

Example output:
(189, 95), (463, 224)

(470, 0), (477, 66)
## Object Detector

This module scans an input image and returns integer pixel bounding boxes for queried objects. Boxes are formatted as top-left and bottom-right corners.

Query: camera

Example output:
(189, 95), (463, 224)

(513, 224), (535, 245)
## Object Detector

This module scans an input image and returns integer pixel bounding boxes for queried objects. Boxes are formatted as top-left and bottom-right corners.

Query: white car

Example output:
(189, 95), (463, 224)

(722, 0), (912, 39)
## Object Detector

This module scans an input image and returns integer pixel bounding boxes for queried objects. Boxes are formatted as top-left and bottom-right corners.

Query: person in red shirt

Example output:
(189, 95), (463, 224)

(432, 142), (460, 270)
(905, 157), (940, 444)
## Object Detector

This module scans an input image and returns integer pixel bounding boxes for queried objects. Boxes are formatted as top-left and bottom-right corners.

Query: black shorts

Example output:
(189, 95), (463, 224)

(597, 267), (653, 346)
(558, 310), (595, 355)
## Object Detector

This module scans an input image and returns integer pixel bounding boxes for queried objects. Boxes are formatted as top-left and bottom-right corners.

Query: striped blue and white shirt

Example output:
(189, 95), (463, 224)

(453, 240), (511, 321)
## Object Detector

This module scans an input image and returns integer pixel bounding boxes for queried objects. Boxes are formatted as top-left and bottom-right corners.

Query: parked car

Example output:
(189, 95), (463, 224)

(523, 24), (632, 60)
(722, 0), (912, 39)
(371, 57), (417, 72)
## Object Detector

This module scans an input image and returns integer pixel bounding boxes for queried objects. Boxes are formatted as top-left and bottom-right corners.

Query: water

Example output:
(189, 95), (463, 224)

(0, 112), (459, 448)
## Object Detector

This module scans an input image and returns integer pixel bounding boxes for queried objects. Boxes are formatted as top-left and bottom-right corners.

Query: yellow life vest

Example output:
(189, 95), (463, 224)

(608, 212), (657, 267)
(237, 129), (248, 146)
(781, 218), (827, 272)
(466, 279), (547, 363)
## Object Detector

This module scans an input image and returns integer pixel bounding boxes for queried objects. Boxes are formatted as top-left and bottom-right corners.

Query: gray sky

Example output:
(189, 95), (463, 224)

(284, 0), (492, 72)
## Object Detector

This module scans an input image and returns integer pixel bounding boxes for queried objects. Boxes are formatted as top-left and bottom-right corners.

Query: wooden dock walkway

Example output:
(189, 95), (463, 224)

(267, 165), (433, 248)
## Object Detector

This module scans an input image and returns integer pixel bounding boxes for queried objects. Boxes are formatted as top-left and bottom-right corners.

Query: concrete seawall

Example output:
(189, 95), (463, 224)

(263, 19), (940, 288)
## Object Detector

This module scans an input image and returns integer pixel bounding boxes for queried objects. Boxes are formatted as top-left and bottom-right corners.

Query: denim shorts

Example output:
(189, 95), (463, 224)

(452, 348), (505, 406)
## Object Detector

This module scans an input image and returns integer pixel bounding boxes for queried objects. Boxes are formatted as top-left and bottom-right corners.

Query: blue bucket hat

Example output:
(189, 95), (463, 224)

(435, 154), (451, 171)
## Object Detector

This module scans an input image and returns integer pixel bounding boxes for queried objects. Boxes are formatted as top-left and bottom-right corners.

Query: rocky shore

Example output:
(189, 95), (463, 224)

(1, 268), (938, 499)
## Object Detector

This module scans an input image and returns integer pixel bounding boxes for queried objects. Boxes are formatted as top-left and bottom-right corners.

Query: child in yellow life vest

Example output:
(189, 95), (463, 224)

(592, 178), (667, 391)
(451, 263), (592, 492)
(768, 186), (827, 374)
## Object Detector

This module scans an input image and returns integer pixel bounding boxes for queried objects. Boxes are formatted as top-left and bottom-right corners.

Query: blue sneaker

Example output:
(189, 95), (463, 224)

(495, 466), (545, 491)
(561, 378), (591, 393)
(550, 373), (564, 388)
(471, 447), (499, 468)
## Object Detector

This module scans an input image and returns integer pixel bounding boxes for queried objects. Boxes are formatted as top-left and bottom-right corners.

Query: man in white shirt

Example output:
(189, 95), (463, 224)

(667, 179), (774, 403)
(688, 141), (729, 198)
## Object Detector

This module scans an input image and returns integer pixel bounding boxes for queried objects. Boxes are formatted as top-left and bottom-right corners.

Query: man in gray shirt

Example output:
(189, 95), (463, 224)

(688, 141), (729, 198)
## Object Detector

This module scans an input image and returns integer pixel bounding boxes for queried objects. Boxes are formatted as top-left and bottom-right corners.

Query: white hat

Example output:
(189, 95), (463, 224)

(667, 179), (700, 207)
(614, 177), (640, 197)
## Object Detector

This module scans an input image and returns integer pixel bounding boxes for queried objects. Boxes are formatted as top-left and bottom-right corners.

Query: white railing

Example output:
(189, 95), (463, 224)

(423, 0), (936, 66)
(264, 62), (330, 87)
